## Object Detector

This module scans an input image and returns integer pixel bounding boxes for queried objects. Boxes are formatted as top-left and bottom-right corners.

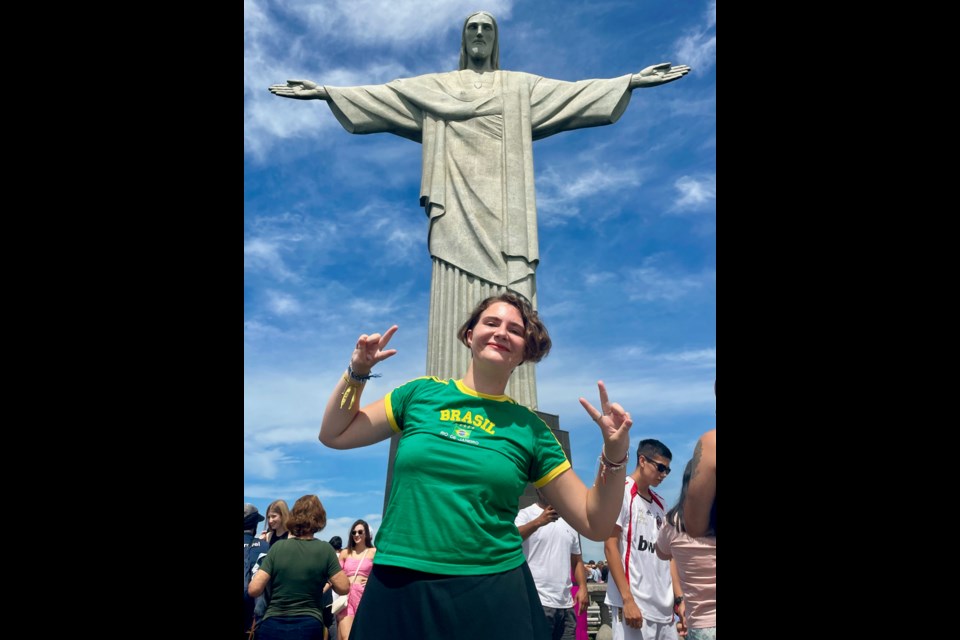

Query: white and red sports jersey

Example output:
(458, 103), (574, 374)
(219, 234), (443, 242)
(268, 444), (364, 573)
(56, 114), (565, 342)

(604, 477), (674, 623)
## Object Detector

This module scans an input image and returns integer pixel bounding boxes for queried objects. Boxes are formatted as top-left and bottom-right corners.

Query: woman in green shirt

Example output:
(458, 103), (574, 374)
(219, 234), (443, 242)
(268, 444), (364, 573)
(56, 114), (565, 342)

(319, 293), (633, 639)
(248, 495), (351, 640)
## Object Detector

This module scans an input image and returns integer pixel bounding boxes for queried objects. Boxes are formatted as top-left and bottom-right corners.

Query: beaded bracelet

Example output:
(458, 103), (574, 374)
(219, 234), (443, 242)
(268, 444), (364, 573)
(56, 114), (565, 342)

(597, 448), (629, 485)
(347, 365), (381, 382)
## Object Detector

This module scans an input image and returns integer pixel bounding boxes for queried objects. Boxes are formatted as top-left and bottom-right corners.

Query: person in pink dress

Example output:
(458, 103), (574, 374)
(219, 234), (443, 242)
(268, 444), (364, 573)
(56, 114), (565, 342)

(656, 460), (716, 639)
(337, 519), (376, 640)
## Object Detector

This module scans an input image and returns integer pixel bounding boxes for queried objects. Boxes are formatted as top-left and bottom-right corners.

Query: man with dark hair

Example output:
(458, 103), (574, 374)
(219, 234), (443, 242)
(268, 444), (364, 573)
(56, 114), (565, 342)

(604, 440), (681, 640)
(243, 503), (268, 637)
(328, 536), (343, 552)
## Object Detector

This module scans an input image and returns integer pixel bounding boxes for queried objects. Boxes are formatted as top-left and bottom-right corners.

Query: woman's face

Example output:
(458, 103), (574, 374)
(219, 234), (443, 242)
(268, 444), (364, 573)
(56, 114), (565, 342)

(351, 524), (367, 544)
(467, 301), (526, 369)
(267, 511), (282, 530)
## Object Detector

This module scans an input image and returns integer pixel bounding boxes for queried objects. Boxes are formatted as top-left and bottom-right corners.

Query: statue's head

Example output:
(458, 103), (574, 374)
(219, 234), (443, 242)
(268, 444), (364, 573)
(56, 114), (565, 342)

(459, 11), (499, 70)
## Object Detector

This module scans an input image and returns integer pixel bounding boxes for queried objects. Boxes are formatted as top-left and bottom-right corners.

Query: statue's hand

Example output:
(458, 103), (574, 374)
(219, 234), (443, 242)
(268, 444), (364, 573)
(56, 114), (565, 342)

(268, 79), (328, 100)
(631, 63), (691, 88)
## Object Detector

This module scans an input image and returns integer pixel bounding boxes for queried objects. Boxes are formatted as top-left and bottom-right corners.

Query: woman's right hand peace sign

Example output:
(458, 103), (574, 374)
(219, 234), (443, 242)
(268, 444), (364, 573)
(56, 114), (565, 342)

(350, 325), (399, 376)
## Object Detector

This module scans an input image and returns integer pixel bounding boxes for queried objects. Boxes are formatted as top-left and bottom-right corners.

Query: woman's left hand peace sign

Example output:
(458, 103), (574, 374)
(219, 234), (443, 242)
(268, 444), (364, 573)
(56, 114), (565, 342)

(579, 380), (632, 462)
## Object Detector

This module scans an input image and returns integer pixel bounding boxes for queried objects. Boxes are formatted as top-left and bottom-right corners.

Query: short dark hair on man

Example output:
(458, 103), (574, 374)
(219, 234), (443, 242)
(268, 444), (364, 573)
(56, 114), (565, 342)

(636, 438), (672, 462)
(285, 494), (327, 537)
(457, 292), (551, 364)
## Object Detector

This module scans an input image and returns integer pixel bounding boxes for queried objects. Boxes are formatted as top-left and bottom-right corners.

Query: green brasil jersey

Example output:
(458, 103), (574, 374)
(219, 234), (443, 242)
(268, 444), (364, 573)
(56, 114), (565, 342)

(379, 377), (570, 575)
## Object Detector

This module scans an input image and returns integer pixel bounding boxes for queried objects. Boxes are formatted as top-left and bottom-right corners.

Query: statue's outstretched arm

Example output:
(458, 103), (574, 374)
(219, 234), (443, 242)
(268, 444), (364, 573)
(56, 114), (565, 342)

(629, 63), (691, 89)
(268, 79), (329, 101)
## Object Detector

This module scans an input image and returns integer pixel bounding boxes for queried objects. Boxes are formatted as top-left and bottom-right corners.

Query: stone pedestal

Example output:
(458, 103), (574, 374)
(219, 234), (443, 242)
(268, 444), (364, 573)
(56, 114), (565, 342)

(426, 259), (539, 410)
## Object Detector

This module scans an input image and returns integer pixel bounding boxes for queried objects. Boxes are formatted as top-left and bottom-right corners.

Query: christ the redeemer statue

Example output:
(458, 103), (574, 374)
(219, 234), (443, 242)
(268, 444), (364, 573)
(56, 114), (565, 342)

(270, 11), (689, 409)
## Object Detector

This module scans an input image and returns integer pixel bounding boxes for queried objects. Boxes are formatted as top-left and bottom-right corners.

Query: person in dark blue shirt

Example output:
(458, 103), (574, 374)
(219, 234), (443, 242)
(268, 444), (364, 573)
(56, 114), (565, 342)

(243, 503), (268, 637)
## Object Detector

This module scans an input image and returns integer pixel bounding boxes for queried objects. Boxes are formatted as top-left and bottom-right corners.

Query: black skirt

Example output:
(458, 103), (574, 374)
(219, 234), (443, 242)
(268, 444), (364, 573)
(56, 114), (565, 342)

(349, 562), (549, 640)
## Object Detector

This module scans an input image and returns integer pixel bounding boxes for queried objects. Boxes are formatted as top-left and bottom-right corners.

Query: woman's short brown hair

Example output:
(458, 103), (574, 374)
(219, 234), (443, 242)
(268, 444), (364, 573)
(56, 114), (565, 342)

(285, 494), (327, 537)
(457, 293), (551, 364)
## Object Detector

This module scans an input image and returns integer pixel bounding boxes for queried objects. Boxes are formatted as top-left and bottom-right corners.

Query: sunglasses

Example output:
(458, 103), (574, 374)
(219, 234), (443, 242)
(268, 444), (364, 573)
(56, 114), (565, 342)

(641, 455), (671, 475)
(351, 530), (365, 537)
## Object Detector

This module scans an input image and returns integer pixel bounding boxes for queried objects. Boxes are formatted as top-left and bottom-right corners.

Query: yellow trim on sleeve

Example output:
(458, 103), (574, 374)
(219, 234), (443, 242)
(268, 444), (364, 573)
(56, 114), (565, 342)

(384, 392), (402, 433)
(533, 460), (571, 488)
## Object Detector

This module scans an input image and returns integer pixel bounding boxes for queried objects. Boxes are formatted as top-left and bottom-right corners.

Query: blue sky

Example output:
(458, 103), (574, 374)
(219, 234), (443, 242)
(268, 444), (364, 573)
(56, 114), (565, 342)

(244, 0), (715, 563)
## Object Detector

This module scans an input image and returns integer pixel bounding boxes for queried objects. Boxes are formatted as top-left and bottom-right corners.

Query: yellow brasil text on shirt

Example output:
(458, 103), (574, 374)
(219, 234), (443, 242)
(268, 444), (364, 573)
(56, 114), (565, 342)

(438, 409), (496, 434)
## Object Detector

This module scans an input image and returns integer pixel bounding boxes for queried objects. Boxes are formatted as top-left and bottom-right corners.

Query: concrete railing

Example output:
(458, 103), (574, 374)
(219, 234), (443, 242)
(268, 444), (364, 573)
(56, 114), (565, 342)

(586, 583), (610, 638)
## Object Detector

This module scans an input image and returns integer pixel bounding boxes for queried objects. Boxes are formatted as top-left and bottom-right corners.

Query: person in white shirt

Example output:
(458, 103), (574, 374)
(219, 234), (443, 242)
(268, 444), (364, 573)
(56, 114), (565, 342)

(604, 439), (681, 640)
(516, 489), (589, 640)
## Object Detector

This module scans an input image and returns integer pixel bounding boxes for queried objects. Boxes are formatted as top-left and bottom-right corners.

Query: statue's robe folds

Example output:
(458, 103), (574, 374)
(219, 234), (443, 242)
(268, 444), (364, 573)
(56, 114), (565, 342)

(326, 71), (632, 408)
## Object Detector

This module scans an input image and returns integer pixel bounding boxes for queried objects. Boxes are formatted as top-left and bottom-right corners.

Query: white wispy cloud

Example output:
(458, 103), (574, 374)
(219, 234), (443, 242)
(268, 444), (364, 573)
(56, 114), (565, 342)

(537, 166), (644, 225)
(256, 425), (320, 446)
(243, 282), (431, 366)
(266, 290), (302, 315)
(620, 346), (651, 359)
(245, 374), (331, 433)
(244, 0), (279, 49)
(244, 320), (285, 341)
(243, 447), (296, 479)
(348, 200), (428, 266)
(244, 481), (359, 501)
(625, 254), (715, 302)
(247, 197), (424, 273)
(536, 366), (715, 420)
(656, 348), (716, 365)
(673, 0), (716, 76)
(671, 174), (716, 212)
(662, 95), (716, 119)
(244, 238), (299, 281)
(244, 212), (336, 281)
(558, 167), (643, 199)
(277, 0), (515, 46)
(583, 272), (617, 286)
(385, 227), (423, 260)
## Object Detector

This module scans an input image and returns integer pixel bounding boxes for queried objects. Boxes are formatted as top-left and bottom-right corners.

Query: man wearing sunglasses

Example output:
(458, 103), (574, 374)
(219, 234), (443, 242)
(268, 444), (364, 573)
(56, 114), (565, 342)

(604, 440), (681, 640)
